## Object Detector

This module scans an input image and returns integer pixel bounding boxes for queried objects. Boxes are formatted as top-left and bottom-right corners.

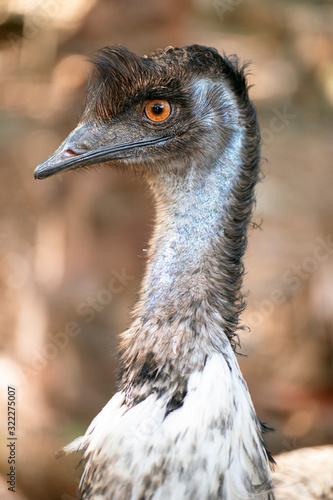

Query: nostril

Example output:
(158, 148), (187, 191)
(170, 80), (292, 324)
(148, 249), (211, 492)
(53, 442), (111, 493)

(63, 144), (89, 157)
(63, 148), (78, 157)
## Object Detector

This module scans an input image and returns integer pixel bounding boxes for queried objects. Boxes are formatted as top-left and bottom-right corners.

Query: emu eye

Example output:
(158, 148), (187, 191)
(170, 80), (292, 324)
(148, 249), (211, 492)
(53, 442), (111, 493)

(145, 100), (171, 122)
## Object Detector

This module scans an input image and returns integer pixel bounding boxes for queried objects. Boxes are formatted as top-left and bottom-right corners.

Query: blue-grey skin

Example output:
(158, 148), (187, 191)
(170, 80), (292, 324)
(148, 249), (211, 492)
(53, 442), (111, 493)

(35, 45), (274, 499)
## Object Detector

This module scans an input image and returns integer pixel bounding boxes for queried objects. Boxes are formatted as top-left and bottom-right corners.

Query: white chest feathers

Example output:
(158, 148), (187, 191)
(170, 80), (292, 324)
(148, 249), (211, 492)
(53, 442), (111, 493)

(67, 353), (273, 499)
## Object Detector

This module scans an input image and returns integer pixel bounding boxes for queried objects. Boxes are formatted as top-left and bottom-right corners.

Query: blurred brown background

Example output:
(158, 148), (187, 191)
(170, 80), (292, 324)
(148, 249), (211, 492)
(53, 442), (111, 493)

(0, 0), (332, 498)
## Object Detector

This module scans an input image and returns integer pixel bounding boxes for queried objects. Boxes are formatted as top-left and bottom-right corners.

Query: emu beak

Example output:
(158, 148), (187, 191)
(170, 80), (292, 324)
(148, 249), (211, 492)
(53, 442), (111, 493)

(34, 121), (171, 180)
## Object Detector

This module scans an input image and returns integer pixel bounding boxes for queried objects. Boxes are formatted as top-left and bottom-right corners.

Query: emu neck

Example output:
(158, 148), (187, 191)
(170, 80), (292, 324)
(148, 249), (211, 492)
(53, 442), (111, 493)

(138, 139), (246, 340)
(142, 164), (230, 322)
(118, 137), (254, 402)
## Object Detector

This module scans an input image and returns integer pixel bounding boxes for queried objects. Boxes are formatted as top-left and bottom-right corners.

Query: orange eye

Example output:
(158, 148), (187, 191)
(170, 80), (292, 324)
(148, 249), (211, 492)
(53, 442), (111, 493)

(145, 100), (171, 122)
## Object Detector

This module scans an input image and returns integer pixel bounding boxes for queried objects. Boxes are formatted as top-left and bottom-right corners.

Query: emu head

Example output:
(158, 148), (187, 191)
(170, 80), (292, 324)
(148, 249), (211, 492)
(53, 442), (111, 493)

(34, 45), (259, 184)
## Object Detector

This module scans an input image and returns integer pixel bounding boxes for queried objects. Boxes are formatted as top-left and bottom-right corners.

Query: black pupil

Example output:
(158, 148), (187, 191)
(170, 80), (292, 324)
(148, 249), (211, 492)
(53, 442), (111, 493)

(152, 103), (164, 114)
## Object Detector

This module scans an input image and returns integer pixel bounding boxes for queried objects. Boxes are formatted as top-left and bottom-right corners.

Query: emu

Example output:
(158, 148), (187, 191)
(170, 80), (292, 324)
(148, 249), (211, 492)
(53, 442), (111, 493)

(34, 45), (333, 500)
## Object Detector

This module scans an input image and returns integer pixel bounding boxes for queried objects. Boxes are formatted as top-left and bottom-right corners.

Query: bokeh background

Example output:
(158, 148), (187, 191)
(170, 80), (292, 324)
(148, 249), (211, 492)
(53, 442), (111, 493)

(0, 0), (332, 498)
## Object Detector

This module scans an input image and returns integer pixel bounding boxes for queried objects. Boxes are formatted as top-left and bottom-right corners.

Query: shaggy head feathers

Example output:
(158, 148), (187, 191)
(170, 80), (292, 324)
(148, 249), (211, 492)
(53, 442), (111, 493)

(83, 44), (250, 122)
